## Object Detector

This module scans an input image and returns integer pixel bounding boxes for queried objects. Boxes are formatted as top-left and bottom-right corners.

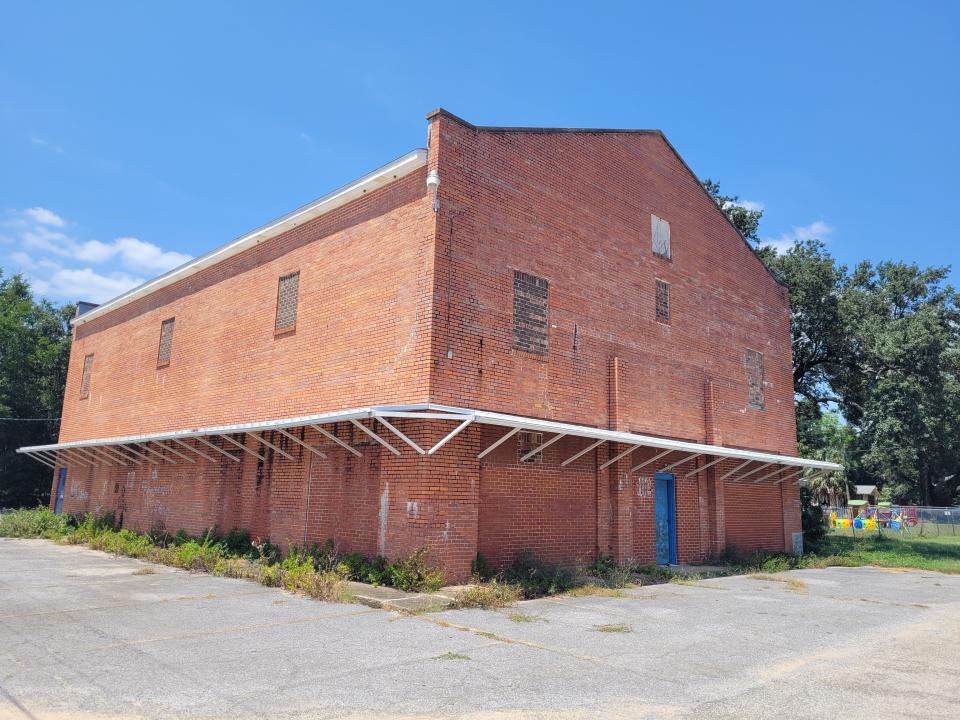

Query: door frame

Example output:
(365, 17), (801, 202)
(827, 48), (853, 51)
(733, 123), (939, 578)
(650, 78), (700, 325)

(654, 472), (677, 565)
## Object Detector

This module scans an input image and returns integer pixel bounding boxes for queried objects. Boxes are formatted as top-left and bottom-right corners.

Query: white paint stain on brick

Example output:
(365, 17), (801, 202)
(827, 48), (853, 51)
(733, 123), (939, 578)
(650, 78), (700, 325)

(378, 482), (390, 556)
(406, 501), (419, 519)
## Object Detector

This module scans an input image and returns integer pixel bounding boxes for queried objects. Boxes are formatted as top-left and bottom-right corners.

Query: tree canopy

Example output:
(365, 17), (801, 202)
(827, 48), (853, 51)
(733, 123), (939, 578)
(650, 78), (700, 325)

(0, 271), (73, 507)
(707, 180), (960, 505)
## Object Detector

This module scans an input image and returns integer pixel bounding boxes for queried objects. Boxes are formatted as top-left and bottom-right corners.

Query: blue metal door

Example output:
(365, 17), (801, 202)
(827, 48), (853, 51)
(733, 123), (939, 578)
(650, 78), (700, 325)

(54, 468), (67, 514)
(654, 473), (677, 565)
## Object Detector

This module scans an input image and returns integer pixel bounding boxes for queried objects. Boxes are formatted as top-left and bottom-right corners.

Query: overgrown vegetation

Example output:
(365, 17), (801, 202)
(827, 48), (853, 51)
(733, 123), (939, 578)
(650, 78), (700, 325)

(0, 507), (447, 600)
(449, 580), (523, 609)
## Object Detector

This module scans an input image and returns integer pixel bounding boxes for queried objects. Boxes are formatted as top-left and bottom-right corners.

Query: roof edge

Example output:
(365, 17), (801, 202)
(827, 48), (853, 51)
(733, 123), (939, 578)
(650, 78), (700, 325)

(426, 107), (659, 135)
(73, 148), (429, 327)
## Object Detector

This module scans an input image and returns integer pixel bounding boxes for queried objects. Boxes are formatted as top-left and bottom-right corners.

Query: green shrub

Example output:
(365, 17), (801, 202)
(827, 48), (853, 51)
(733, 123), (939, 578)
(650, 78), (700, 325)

(173, 539), (224, 572)
(339, 552), (388, 585)
(471, 553), (495, 581)
(386, 547), (445, 592)
(587, 555), (634, 588)
(0, 507), (72, 538)
(503, 550), (578, 598)
(257, 563), (281, 587)
(220, 528), (254, 556)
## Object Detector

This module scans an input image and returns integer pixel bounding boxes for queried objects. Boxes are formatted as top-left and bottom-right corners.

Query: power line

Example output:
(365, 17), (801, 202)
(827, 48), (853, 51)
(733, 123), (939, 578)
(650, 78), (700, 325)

(0, 417), (61, 422)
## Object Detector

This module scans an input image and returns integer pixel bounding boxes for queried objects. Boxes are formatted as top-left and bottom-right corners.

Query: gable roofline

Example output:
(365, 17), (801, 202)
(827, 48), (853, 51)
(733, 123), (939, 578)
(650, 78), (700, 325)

(72, 148), (429, 327)
(426, 108), (787, 290)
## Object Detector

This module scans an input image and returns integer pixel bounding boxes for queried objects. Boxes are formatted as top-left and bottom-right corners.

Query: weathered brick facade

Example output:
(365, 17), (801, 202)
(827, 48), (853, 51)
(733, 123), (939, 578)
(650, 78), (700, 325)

(50, 109), (801, 581)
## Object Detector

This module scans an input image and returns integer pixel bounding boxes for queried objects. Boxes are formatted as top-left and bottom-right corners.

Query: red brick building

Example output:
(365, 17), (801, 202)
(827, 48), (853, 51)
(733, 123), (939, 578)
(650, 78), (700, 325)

(21, 109), (839, 580)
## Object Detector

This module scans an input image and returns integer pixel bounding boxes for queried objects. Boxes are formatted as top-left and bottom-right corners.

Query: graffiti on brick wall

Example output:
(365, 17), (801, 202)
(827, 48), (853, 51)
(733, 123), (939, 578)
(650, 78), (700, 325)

(637, 476), (653, 499)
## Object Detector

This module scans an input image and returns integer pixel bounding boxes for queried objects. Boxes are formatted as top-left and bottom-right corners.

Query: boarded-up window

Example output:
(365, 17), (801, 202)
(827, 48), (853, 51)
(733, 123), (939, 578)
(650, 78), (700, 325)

(746, 349), (765, 408)
(79, 354), (94, 399)
(655, 279), (670, 324)
(275, 271), (300, 332)
(513, 270), (549, 354)
(518, 431), (544, 464)
(157, 318), (175, 366)
(651, 214), (671, 259)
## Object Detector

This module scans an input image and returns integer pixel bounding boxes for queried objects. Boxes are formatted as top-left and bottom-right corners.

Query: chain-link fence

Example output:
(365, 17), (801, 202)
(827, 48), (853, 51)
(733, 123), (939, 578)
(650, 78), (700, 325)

(824, 504), (960, 537)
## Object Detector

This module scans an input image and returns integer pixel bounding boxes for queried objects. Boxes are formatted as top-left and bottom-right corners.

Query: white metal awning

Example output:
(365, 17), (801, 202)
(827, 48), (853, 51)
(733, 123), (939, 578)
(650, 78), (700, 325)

(17, 403), (842, 483)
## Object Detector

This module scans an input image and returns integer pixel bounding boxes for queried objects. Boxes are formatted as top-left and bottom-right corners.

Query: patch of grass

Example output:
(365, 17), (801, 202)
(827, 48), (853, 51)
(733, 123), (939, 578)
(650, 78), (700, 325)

(668, 573), (704, 586)
(434, 652), (470, 660)
(449, 580), (522, 609)
(749, 573), (807, 593)
(563, 584), (626, 597)
(506, 612), (543, 623)
(131, 567), (155, 575)
(592, 623), (632, 633)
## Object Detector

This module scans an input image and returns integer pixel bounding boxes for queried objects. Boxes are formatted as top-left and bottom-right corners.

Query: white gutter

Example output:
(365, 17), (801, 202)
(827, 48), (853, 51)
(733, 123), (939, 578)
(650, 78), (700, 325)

(17, 402), (843, 472)
(73, 148), (429, 327)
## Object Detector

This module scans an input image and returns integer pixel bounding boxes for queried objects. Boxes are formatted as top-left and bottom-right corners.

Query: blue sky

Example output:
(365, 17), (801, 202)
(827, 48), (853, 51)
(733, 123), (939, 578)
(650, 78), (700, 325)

(1, 1), (957, 303)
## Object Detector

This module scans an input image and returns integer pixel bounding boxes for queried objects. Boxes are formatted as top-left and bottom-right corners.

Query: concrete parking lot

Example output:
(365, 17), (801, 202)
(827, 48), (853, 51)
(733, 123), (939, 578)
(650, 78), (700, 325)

(1, 539), (959, 720)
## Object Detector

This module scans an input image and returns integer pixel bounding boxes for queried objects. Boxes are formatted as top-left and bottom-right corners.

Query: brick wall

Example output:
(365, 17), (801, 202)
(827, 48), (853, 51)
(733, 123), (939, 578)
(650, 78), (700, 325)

(49, 109), (803, 575)
(59, 169), (436, 442)
(427, 110), (797, 456)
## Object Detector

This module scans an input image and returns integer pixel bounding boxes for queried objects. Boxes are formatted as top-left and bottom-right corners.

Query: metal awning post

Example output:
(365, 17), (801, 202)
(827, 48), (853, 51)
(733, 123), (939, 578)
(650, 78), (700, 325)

(275, 427), (327, 459)
(520, 433), (567, 463)
(427, 417), (474, 456)
(373, 416), (425, 455)
(171, 438), (219, 463)
(88, 446), (126, 466)
(719, 459), (755, 481)
(156, 441), (197, 464)
(100, 445), (140, 465)
(248, 432), (296, 462)
(599, 444), (641, 471)
(219, 434), (266, 461)
(308, 424), (362, 457)
(28, 452), (58, 469)
(631, 448), (674, 473)
(31, 450), (60, 468)
(659, 452), (702, 473)
(561, 439), (606, 467)
(136, 443), (173, 464)
(753, 464), (791, 483)
(477, 427), (521, 459)
(683, 455), (726, 479)
(59, 448), (95, 467)
(194, 436), (242, 463)
(773, 468), (805, 485)
(67, 447), (103, 465)
(736, 462), (776, 482)
(121, 444), (159, 464)
(348, 420), (401, 456)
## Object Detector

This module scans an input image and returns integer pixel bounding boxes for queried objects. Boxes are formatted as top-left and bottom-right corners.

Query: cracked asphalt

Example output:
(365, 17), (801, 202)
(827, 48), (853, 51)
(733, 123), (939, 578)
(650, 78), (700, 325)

(1, 538), (958, 719)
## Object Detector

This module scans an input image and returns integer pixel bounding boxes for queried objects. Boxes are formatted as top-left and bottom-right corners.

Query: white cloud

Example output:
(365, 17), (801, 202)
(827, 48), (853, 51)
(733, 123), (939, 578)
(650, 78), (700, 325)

(23, 207), (66, 227)
(762, 220), (832, 254)
(35, 268), (147, 304)
(734, 199), (764, 212)
(3, 207), (190, 302)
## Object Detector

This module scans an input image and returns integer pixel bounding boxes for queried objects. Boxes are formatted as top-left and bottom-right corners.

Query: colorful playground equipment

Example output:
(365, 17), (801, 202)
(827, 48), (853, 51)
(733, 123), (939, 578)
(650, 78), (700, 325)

(830, 502), (923, 532)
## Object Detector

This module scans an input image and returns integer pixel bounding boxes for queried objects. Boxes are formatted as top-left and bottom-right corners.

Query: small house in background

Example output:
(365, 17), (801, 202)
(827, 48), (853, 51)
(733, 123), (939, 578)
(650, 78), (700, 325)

(855, 485), (879, 504)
